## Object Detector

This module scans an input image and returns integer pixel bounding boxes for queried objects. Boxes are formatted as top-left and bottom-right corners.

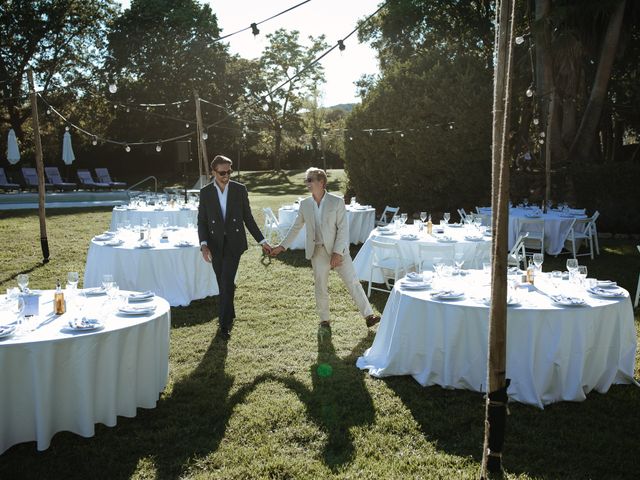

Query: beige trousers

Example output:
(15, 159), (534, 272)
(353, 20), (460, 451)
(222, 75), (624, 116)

(310, 245), (373, 322)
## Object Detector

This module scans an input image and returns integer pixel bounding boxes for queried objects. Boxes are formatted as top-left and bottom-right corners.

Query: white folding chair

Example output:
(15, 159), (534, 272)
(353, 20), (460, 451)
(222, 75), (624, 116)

(635, 245), (640, 308)
(263, 207), (286, 244)
(471, 241), (493, 269)
(457, 208), (467, 223)
(368, 239), (416, 296)
(508, 233), (528, 270)
(518, 218), (545, 256)
(564, 212), (599, 259)
(418, 243), (456, 271)
(376, 205), (399, 227)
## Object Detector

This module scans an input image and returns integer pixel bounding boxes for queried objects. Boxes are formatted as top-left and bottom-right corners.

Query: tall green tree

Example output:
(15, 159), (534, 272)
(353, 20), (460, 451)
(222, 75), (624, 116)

(0, 0), (116, 140)
(243, 29), (327, 170)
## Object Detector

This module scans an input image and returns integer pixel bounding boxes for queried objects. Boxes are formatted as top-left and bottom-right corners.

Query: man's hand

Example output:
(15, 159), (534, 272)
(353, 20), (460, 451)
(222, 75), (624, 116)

(270, 245), (285, 257)
(262, 242), (272, 255)
(330, 253), (343, 269)
(200, 244), (212, 263)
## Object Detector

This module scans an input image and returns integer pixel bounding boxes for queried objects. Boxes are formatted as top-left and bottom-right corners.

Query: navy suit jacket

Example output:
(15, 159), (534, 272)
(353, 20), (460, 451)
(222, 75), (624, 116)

(197, 180), (264, 257)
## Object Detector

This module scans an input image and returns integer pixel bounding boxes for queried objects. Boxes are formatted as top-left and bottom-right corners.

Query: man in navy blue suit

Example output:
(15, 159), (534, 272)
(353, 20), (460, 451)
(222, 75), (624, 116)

(198, 155), (271, 340)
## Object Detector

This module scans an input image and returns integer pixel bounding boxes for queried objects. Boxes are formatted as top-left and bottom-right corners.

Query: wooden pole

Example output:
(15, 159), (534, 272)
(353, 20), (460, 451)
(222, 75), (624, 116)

(481, 0), (516, 477)
(193, 90), (209, 186)
(27, 69), (50, 264)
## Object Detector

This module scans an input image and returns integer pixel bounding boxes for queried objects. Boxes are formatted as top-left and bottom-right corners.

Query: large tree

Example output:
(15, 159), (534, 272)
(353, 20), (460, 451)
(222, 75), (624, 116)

(0, 0), (116, 139)
(243, 29), (327, 170)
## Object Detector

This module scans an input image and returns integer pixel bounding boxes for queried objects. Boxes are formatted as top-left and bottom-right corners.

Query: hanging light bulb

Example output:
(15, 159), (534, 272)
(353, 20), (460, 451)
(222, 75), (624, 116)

(125, 145), (131, 152)
(368, 130), (373, 136)
(156, 143), (162, 152)
(202, 132), (208, 140)
(526, 86), (535, 98)
(515, 36), (525, 45)
(108, 83), (117, 94)
(126, 106), (130, 113)
(92, 136), (98, 146)
(338, 40), (346, 51)
(449, 124), (454, 130)
(539, 132), (546, 138)
(113, 104), (118, 110)
(533, 117), (539, 125)
(400, 132), (405, 137)
(185, 122), (190, 128)
(349, 136), (353, 141)
(65, 126), (70, 131)
(251, 23), (260, 36)
(46, 108), (51, 115)
(538, 138), (545, 144)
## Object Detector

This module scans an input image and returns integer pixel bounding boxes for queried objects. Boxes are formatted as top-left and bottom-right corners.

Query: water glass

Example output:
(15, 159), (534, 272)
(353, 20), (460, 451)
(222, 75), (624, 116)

(577, 265), (588, 286)
(400, 213), (408, 225)
(67, 271), (79, 291)
(420, 211), (427, 222)
(17, 274), (29, 292)
(551, 270), (562, 288)
(566, 258), (579, 275)
(443, 212), (450, 223)
(102, 274), (114, 291)
(532, 253), (544, 271)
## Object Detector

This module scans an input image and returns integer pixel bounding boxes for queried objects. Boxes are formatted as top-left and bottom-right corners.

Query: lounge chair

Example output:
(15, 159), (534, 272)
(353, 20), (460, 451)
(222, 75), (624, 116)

(44, 167), (77, 191)
(21, 167), (53, 191)
(77, 169), (111, 190)
(95, 168), (127, 189)
(0, 168), (21, 191)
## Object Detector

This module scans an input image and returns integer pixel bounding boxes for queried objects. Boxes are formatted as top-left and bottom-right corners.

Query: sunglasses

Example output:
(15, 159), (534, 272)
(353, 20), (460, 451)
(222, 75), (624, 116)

(215, 169), (233, 176)
(304, 177), (316, 183)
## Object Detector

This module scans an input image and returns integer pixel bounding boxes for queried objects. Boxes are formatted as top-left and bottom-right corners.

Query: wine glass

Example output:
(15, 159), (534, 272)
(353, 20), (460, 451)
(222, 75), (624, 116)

(67, 271), (79, 290)
(17, 273), (28, 292)
(454, 253), (464, 274)
(102, 274), (114, 292)
(400, 213), (408, 225)
(420, 211), (427, 222)
(473, 216), (482, 229)
(532, 253), (544, 271)
(566, 258), (578, 274)
(577, 265), (588, 286)
(523, 198), (529, 208)
(443, 212), (451, 224)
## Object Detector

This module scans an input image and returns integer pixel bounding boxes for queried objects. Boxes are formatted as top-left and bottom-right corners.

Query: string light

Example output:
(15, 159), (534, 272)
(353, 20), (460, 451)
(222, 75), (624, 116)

(92, 136), (98, 146)
(526, 86), (535, 98)
(515, 36), (525, 45)
(251, 23), (260, 36)
(185, 122), (190, 128)
(155, 143), (162, 152)
(202, 132), (208, 140)
(125, 145), (131, 152)
(65, 126), (69, 131)
(338, 40), (345, 51)
(533, 118), (539, 125)
(108, 83), (117, 94)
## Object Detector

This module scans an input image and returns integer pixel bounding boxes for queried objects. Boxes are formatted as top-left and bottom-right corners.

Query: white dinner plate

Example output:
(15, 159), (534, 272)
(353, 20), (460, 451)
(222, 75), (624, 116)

(431, 291), (465, 300)
(174, 241), (194, 247)
(135, 243), (155, 249)
(105, 239), (124, 246)
(128, 291), (155, 302)
(0, 324), (16, 339)
(447, 223), (463, 228)
(550, 295), (586, 307)
(400, 234), (419, 241)
(64, 318), (104, 332)
(596, 280), (617, 289)
(586, 287), (626, 299)
(436, 238), (457, 243)
(464, 236), (484, 242)
(378, 231), (396, 236)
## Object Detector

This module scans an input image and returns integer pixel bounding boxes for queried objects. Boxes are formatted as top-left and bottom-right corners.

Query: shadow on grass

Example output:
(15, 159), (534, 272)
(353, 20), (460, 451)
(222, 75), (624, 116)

(386, 375), (640, 478)
(0, 264), (48, 285)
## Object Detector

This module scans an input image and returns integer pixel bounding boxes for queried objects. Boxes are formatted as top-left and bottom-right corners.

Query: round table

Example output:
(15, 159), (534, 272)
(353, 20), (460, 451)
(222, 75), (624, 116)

(0, 291), (170, 453)
(353, 223), (492, 283)
(110, 205), (198, 230)
(278, 203), (376, 250)
(476, 207), (588, 255)
(84, 228), (217, 307)
(356, 271), (637, 408)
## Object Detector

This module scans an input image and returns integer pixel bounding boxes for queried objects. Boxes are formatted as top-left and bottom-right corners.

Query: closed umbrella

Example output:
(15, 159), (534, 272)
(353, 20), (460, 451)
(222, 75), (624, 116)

(7, 128), (20, 164)
(62, 129), (75, 165)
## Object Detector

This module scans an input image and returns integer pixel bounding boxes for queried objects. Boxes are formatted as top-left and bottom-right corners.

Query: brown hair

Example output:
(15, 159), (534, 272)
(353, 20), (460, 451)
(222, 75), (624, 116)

(211, 155), (232, 172)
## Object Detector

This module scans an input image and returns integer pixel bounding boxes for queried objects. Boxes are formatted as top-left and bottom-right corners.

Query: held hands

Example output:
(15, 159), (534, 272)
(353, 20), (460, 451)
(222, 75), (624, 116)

(330, 253), (343, 269)
(200, 245), (212, 263)
(261, 242), (273, 255)
(270, 245), (285, 257)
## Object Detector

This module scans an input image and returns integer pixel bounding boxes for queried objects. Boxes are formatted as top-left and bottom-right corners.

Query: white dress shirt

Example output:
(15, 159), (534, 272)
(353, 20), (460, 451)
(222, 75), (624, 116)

(313, 192), (327, 246)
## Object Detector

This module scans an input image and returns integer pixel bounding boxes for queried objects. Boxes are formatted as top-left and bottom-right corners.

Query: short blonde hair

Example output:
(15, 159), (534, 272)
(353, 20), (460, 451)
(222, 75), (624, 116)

(210, 155), (232, 172)
(306, 167), (327, 186)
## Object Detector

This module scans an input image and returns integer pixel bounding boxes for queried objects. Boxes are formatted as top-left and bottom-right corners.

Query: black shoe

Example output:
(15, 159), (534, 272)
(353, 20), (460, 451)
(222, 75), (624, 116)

(365, 314), (381, 328)
(218, 328), (231, 341)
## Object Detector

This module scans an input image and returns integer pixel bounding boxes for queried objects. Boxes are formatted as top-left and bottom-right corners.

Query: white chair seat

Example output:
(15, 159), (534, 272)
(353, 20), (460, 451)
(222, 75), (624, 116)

(368, 239), (416, 296)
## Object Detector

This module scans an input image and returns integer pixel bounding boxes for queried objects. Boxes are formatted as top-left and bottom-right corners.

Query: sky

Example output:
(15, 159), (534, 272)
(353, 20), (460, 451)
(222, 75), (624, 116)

(116, 0), (381, 107)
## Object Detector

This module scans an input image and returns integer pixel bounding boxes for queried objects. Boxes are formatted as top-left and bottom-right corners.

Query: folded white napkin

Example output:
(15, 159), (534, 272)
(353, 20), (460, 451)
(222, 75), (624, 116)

(84, 287), (106, 296)
(400, 234), (418, 240)
(119, 305), (157, 314)
(597, 280), (616, 288)
(129, 291), (154, 301)
(405, 272), (424, 282)
(68, 318), (102, 329)
(551, 295), (585, 305)
(105, 238), (124, 246)
(0, 324), (16, 336)
(174, 240), (194, 247)
(136, 240), (154, 248)
(94, 233), (113, 241)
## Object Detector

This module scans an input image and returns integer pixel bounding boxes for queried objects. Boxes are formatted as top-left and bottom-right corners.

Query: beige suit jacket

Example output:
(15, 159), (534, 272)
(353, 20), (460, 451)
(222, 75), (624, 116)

(280, 192), (349, 260)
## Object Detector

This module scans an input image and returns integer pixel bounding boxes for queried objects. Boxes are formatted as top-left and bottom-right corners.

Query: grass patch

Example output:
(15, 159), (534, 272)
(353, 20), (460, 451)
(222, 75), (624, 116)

(1, 169), (639, 479)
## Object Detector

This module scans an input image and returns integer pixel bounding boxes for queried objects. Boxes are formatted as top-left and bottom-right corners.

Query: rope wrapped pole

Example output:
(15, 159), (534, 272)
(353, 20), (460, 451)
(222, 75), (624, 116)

(27, 69), (50, 264)
(481, 0), (516, 477)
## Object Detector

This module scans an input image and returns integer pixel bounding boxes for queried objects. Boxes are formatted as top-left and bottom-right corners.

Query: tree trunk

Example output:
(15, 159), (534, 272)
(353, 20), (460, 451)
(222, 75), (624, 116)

(481, 0), (515, 477)
(568, 0), (626, 164)
(274, 127), (282, 171)
(535, 0), (553, 126)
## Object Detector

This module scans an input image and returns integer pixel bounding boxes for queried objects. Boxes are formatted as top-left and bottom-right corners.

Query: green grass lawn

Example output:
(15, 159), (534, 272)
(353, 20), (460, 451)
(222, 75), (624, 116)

(1, 169), (639, 479)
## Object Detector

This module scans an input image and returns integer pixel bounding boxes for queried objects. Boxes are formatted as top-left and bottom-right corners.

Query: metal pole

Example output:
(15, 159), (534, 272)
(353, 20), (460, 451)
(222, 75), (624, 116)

(27, 69), (50, 263)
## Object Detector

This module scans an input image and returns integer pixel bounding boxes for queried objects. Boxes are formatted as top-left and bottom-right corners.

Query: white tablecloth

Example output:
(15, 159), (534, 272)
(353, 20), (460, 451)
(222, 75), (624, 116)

(357, 272), (637, 407)
(0, 291), (170, 453)
(278, 204), (376, 250)
(111, 205), (198, 230)
(84, 228), (217, 307)
(477, 207), (587, 255)
(353, 224), (492, 283)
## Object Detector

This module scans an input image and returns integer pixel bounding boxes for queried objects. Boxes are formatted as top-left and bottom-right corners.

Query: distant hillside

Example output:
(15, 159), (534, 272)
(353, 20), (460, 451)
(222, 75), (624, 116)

(327, 103), (356, 112)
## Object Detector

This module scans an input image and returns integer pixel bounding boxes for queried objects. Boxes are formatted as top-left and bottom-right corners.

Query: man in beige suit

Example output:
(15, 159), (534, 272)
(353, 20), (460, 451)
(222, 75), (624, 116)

(270, 167), (380, 329)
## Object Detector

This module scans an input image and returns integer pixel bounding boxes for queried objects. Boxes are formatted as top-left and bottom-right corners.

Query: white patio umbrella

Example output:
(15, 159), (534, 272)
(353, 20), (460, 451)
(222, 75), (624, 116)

(62, 129), (75, 165)
(7, 128), (20, 164)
